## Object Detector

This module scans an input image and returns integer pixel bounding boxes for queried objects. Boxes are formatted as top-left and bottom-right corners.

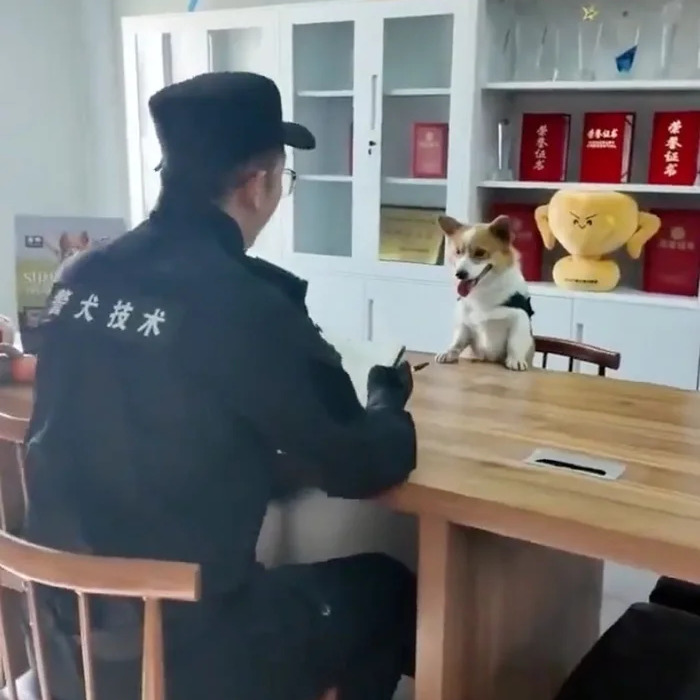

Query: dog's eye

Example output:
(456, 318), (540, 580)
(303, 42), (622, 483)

(472, 248), (487, 259)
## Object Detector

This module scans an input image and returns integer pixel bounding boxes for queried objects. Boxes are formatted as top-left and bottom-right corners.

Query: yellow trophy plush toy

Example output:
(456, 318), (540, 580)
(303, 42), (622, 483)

(535, 190), (661, 292)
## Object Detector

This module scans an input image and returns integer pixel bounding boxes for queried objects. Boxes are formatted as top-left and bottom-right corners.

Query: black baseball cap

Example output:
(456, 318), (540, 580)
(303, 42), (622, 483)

(149, 72), (315, 173)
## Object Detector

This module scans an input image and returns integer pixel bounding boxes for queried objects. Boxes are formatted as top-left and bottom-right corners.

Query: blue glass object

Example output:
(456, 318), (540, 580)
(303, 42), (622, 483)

(615, 45), (637, 73)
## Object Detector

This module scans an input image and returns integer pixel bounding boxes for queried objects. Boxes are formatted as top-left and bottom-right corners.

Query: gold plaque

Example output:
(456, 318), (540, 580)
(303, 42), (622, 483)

(379, 206), (444, 265)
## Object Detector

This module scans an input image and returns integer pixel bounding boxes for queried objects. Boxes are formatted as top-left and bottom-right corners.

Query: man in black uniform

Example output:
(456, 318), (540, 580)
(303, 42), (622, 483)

(23, 72), (417, 700)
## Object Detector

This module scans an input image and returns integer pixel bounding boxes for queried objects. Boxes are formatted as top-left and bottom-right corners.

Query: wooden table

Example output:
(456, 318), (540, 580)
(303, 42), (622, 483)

(385, 360), (700, 700)
(5, 370), (700, 700)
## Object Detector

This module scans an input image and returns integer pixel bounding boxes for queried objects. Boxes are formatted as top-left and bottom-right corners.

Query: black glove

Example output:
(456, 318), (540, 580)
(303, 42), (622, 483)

(367, 361), (413, 411)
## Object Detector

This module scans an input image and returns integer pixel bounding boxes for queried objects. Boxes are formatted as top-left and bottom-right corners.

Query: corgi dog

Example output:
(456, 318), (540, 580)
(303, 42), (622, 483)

(435, 214), (535, 371)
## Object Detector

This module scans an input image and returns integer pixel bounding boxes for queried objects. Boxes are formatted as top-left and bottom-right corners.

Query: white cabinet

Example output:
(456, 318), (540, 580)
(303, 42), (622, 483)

(122, 10), (278, 226)
(529, 294), (573, 340)
(277, 3), (361, 272)
(121, 0), (700, 392)
(529, 294), (574, 371)
(366, 279), (456, 353)
(573, 299), (700, 389)
(303, 273), (366, 341)
(277, 0), (473, 282)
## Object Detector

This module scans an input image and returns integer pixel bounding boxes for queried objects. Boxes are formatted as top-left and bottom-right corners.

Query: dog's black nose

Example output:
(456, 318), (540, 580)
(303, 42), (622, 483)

(455, 269), (468, 280)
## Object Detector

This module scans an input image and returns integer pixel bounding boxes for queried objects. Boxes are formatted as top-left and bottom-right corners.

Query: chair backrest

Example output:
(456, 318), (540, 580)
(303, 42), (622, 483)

(0, 409), (201, 700)
(0, 531), (200, 700)
(0, 412), (29, 532)
(534, 336), (621, 376)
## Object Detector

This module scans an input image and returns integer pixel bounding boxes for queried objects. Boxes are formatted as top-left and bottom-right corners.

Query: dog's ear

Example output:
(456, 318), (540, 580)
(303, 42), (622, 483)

(438, 215), (464, 237)
(489, 215), (512, 243)
(79, 231), (89, 246)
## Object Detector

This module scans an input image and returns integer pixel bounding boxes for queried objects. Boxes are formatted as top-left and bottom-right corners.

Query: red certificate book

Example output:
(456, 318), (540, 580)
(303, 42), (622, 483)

(519, 113), (570, 182)
(580, 112), (635, 184)
(490, 203), (543, 282)
(648, 112), (700, 186)
(644, 210), (700, 297)
(412, 123), (448, 178)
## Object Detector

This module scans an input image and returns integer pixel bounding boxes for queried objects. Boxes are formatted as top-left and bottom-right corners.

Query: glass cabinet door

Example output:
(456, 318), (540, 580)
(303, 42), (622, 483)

(281, 11), (357, 266)
(123, 29), (170, 224)
(375, 10), (455, 278)
(207, 11), (278, 78)
(357, 1), (467, 283)
(123, 14), (278, 227)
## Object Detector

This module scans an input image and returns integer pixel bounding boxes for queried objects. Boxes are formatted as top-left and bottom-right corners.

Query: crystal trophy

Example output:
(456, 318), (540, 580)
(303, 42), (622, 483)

(656, 0), (683, 79)
(492, 119), (514, 181)
(577, 5), (603, 80)
(692, 16), (700, 78)
(604, 9), (641, 79)
(490, 0), (516, 81)
(513, 0), (553, 81)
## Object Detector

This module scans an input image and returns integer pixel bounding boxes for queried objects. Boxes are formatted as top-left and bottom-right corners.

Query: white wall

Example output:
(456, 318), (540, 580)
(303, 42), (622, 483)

(0, 0), (91, 317)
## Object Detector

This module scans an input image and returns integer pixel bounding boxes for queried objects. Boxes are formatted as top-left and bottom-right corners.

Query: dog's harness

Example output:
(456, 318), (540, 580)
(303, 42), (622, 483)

(501, 292), (535, 318)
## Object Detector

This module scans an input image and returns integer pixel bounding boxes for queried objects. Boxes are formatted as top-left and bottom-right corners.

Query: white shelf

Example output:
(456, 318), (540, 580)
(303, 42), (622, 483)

(479, 180), (700, 195)
(528, 283), (700, 309)
(298, 174), (352, 183)
(484, 80), (700, 93)
(384, 88), (450, 97)
(383, 177), (447, 186)
(296, 90), (353, 98)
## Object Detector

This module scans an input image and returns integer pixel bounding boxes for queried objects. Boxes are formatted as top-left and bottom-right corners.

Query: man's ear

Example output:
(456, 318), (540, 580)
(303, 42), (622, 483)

(489, 215), (512, 243)
(438, 215), (464, 237)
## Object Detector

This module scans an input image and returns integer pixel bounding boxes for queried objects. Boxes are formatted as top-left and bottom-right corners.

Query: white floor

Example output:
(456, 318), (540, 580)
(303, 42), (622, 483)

(601, 562), (659, 632)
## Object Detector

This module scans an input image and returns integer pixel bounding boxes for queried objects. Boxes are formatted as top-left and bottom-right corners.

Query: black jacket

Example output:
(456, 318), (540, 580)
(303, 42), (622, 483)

(22, 195), (416, 642)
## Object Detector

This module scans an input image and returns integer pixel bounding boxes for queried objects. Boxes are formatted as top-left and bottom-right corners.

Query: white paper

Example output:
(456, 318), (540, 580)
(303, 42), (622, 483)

(321, 332), (405, 405)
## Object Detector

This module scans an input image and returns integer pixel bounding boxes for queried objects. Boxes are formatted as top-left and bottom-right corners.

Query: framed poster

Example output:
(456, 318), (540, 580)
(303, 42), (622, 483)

(15, 215), (125, 353)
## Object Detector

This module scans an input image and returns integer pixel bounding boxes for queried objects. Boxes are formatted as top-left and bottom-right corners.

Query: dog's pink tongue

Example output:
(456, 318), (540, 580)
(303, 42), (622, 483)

(457, 279), (474, 297)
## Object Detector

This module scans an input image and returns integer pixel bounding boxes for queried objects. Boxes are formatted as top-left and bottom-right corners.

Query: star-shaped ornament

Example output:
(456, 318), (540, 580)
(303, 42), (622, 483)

(582, 4), (599, 21)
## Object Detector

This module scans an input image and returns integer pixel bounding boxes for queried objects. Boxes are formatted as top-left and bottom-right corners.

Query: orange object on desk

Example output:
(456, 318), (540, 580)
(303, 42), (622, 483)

(10, 355), (36, 384)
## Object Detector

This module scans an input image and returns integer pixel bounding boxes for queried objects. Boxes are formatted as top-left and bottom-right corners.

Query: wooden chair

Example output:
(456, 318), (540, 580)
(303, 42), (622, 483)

(0, 412), (29, 534)
(534, 336), (621, 377)
(0, 410), (202, 700)
(0, 531), (200, 700)
(0, 412), (338, 700)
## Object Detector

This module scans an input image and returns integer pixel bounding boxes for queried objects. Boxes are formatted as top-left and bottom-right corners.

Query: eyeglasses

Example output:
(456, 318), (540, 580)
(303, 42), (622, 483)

(281, 168), (297, 197)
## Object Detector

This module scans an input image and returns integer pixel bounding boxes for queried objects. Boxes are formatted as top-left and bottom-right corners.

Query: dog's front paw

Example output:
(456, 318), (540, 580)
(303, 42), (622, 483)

(435, 350), (460, 364)
(505, 356), (529, 371)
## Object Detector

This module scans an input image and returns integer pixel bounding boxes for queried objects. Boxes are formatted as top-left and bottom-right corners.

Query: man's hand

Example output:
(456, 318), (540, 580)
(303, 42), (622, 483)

(367, 361), (413, 411)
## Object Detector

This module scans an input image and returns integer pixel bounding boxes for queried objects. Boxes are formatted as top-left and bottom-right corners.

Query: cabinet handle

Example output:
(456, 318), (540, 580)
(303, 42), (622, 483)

(367, 298), (374, 341)
(206, 31), (213, 71)
(369, 74), (378, 131)
(573, 322), (584, 373)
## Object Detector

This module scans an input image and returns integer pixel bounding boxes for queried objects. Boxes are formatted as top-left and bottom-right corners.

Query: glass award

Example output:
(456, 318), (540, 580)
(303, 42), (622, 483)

(513, 0), (557, 81)
(602, 9), (641, 79)
(577, 5), (604, 80)
(492, 119), (514, 181)
(656, 0), (683, 79)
